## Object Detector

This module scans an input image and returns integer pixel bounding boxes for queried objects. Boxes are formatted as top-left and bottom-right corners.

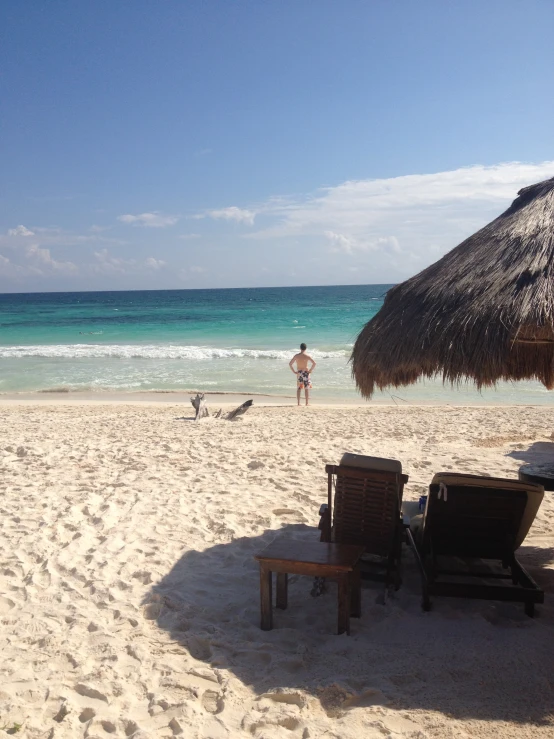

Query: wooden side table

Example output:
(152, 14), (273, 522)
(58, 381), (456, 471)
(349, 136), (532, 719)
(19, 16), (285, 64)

(254, 540), (365, 635)
(519, 463), (554, 491)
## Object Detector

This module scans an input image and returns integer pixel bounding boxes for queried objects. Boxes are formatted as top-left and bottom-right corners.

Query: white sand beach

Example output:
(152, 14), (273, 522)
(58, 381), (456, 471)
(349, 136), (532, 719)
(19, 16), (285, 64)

(1, 400), (553, 738)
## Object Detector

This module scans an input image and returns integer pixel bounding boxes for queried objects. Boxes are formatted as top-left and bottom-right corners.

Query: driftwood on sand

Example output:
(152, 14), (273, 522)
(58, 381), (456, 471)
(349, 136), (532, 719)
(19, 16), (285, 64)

(191, 393), (209, 420)
(190, 394), (253, 421)
(226, 399), (254, 420)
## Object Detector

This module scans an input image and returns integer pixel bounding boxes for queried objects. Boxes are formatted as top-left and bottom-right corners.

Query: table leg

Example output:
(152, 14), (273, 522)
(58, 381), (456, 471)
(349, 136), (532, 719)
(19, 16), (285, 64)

(259, 564), (273, 630)
(350, 566), (361, 618)
(276, 572), (288, 609)
(337, 573), (351, 635)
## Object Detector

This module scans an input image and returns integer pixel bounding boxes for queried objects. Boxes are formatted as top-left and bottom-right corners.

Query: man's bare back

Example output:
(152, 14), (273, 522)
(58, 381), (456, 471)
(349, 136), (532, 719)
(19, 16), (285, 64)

(291, 352), (312, 371)
(289, 343), (316, 406)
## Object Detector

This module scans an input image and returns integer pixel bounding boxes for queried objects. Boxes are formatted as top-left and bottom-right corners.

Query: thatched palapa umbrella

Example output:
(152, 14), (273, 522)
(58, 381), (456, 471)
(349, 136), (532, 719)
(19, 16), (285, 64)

(352, 176), (554, 397)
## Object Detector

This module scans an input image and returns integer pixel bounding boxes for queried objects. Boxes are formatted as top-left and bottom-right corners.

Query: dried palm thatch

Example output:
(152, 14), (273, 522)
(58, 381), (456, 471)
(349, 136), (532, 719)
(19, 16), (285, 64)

(352, 176), (554, 397)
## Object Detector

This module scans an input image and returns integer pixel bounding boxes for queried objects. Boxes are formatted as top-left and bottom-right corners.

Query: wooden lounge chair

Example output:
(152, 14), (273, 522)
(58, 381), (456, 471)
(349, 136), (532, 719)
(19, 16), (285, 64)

(317, 454), (409, 590)
(409, 473), (545, 616)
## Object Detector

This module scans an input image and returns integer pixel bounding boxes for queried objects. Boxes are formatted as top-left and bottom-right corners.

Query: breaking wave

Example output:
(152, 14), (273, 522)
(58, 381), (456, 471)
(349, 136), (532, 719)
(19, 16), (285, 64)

(0, 344), (350, 360)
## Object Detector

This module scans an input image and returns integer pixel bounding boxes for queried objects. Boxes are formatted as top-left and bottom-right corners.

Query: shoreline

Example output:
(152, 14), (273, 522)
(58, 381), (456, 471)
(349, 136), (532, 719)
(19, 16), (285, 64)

(0, 388), (549, 408)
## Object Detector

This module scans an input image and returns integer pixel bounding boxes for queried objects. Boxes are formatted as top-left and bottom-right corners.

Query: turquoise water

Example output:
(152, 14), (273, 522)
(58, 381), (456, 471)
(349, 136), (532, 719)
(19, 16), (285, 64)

(0, 286), (551, 403)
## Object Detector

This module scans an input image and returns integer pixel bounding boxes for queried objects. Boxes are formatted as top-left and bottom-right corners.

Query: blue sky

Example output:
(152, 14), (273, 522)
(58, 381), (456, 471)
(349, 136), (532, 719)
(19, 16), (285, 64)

(1, 0), (553, 292)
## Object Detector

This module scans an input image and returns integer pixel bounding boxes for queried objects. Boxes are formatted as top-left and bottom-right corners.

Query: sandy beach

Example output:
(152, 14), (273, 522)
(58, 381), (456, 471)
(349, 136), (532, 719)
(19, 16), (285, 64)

(1, 400), (553, 738)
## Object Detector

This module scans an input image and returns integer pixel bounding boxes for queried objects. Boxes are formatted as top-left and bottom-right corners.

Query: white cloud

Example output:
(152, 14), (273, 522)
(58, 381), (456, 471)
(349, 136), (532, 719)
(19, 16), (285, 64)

(0, 254), (24, 278)
(0, 225), (128, 251)
(204, 206), (256, 225)
(7, 225), (34, 237)
(178, 265), (206, 281)
(93, 249), (168, 275)
(251, 161), (554, 239)
(233, 161), (554, 278)
(144, 257), (166, 270)
(324, 231), (360, 254)
(118, 212), (179, 228)
(325, 231), (401, 256)
(0, 225), (168, 286)
(93, 248), (135, 274)
(25, 244), (77, 274)
(2, 160), (552, 291)
(0, 243), (78, 278)
(373, 236), (402, 254)
(193, 165), (554, 273)
(32, 226), (62, 235)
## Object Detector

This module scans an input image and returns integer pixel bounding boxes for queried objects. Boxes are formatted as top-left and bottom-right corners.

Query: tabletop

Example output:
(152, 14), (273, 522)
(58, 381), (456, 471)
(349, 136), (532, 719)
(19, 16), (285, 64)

(255, 540), (366, 570)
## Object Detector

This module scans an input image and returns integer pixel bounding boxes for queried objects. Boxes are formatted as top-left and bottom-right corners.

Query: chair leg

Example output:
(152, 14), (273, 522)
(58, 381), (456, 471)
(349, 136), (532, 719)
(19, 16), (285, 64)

(422, 590), (432, 612)
(509, 554), (520, 585)
(337, 574), (351, 635)
(406, 528), (431, 612)
(394, 526), (403, 590)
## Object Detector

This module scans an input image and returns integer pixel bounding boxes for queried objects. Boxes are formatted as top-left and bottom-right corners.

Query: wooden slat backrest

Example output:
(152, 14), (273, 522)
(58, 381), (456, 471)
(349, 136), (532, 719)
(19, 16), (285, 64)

(422, 484), (527, 559)
(325, 464), (402, 557)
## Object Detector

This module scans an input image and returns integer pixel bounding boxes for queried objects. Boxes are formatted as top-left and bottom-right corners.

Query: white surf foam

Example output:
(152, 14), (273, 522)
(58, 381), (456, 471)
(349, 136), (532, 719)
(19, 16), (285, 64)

(0, 344), (349, 360)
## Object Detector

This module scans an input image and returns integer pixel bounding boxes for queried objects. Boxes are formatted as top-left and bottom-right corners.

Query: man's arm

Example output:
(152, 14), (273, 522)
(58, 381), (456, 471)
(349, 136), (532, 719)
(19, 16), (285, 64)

(308, 356), (317, 372)
(289, 355), (299, 374)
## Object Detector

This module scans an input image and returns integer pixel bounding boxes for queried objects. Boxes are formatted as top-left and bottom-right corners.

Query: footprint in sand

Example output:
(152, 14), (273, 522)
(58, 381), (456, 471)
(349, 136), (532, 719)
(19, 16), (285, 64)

(74, 683), (109, 703)
(143, 602), (162, 620)
(187, 635), (212, 661)
(78, 707), (96, 723)
(245, 715), (302, 734)
(133, 570), (153, 585)
(258, 690), (307, 708)
(247, 460), (265, 470)
(0, 595), (16, 612)
(169, 717), (185, 734)
(202, 689), (224, 714)
(53, 703), (70, 723)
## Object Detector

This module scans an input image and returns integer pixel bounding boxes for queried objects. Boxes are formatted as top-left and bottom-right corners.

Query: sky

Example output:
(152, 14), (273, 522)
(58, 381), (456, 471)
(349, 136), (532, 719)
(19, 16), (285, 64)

(1, 0), (553, 293)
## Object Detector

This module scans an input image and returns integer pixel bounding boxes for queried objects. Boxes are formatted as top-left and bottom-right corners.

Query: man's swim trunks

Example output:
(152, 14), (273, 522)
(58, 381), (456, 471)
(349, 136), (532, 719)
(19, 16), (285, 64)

(297, 370), (312, 389)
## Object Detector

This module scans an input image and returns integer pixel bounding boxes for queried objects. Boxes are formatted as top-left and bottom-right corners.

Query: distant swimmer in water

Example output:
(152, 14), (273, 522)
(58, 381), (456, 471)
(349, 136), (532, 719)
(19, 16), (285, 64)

(289, 343), (316, 406)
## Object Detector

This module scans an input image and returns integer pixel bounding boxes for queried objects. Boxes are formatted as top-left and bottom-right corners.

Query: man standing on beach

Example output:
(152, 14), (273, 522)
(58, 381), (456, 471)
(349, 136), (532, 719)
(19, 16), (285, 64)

(289, 343), (316, 406)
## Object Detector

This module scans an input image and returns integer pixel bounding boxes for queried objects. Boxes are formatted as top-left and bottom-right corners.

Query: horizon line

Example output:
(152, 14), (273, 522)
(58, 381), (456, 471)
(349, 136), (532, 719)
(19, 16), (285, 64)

(0, 282), (397, 297)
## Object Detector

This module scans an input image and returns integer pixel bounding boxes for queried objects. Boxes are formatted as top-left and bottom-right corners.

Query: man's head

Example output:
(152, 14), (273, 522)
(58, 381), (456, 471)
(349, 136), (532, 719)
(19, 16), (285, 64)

(300, 343), (307, 351)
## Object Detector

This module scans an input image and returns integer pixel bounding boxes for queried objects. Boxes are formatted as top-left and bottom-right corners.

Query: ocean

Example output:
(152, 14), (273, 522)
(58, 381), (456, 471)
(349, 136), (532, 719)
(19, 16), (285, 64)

(0, 285), (551, 404)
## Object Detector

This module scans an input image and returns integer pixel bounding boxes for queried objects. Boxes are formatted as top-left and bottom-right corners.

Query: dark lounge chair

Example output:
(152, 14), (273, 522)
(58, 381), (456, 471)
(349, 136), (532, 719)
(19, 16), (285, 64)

(409, 473), (545, 616)
(317, 453), (409, 590)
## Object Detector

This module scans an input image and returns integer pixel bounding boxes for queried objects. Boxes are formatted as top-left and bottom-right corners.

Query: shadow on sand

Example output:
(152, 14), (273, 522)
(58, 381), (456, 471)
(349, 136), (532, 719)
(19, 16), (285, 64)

(507, 440), (554, 465)
(144, 523), (554, 725)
